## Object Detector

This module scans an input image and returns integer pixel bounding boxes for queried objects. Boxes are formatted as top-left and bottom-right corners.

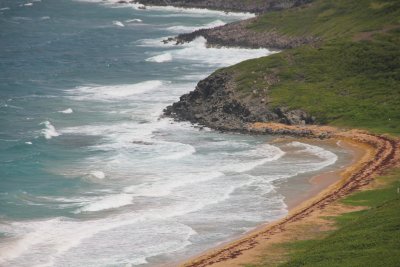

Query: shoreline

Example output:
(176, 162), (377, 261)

(180, 123), (399, 267)
(278, 138), (365, 210)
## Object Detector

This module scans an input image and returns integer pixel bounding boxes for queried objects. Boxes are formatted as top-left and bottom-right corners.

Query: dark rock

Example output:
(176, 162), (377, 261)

(164, 72), (314, 131)
(274, 107), (315, 125)
(170, 19), (319, 50)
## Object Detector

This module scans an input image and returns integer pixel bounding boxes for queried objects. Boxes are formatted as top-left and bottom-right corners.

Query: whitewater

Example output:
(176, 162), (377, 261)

(0, 0), (349, 266)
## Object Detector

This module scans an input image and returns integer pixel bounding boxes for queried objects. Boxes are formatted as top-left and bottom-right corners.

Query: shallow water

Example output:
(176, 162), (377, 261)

(0, 1), (348, 266)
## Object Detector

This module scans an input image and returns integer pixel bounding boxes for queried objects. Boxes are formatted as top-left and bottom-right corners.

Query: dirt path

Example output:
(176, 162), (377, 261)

(181, 123), (399, 267)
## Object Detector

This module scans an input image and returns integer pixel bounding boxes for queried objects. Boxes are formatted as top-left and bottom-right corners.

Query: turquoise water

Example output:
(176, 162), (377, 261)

(0, 1), (346, 266)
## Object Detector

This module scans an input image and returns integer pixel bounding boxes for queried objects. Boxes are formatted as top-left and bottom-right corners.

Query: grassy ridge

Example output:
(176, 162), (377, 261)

(249, 0), (400, 40)
(224, 0), (400, 134)
(277, 170), (400, 267)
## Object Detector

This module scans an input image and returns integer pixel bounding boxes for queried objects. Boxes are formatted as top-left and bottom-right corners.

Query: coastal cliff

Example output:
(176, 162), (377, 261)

(164, 71), (315, 131)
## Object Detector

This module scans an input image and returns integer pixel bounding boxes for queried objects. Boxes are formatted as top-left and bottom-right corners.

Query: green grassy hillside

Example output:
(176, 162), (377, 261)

(279, 169), (400, 267)
(223, 0), (400, 134)
(249, 0), (400, 40)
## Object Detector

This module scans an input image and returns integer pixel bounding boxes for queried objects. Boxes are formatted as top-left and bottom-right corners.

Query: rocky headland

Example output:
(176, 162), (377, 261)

(164, 71), (315, 133)
(167, 18), (318, 49)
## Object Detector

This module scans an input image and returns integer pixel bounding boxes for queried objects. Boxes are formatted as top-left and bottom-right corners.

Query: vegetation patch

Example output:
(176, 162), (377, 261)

(277, 169), (400, 267)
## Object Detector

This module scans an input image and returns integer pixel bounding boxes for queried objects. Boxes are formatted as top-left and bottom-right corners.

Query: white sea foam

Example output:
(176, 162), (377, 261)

(124, 171), (224, 197)
(40, 121), (60, 139)
(66, 80), (164, 101)
(222, 144), (285, 173)
(147, 37), (275, 66)
(89, 170), (105, 179)
(25, 141), (32, 145)
(76, 193), (133, 213)
(58, 108), (73, 114)
(24, 3), (33, 7)
(0, 215), (196, 267)
(158, 142), (196, 160)
(137, 37), (176, 47)
(40, 16), (50, 20)
(125, 18), (142, 23)
(145, 5), (255, 20)
(0, 7), (10, 11)
(60, 119), (171, 150)
(166, 19), (226, 33)
(112, 20), (125, 27)
(146, 52), (173, 63)
(288, 141), (338, 170)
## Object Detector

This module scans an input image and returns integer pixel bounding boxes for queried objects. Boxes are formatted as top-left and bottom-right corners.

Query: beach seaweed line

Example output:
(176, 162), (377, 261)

(181, 123), (400, 267)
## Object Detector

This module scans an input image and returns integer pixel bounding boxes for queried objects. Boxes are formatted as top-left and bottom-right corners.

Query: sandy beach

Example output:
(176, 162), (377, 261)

(180, 123), (399, 267)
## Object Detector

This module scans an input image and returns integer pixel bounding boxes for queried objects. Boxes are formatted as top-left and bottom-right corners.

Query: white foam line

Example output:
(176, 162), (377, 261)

(144, 37), (275, 67)
(144, 5), (255, 19)
(112, 20), (125, 27)
(0, 200), (203, 266)
(222, 144), (285, 173)
(65, 80), (165, 101)
(75, 193), (133, 213)
(288, 141), (338, 170)
(124, 171), (224, 197)
(58, 108), (73, 114)
(166, 19), (226, 34)
(146, 52), (172, 63)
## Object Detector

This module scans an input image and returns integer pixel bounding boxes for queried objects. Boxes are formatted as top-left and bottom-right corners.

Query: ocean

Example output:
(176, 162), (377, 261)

(0, 0), (348, 266)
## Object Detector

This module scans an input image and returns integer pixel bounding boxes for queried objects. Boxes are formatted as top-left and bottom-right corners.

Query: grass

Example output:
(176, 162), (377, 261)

(244, 169), (400, 267)
(221, 0), (400, 135)
(277, 169), (400, 267)
(249, 0), (400, 41)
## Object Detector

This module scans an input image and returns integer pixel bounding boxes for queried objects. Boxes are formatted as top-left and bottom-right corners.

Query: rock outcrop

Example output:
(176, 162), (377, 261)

(168, 19), (318, 49)
(164, 72), (315, 131)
